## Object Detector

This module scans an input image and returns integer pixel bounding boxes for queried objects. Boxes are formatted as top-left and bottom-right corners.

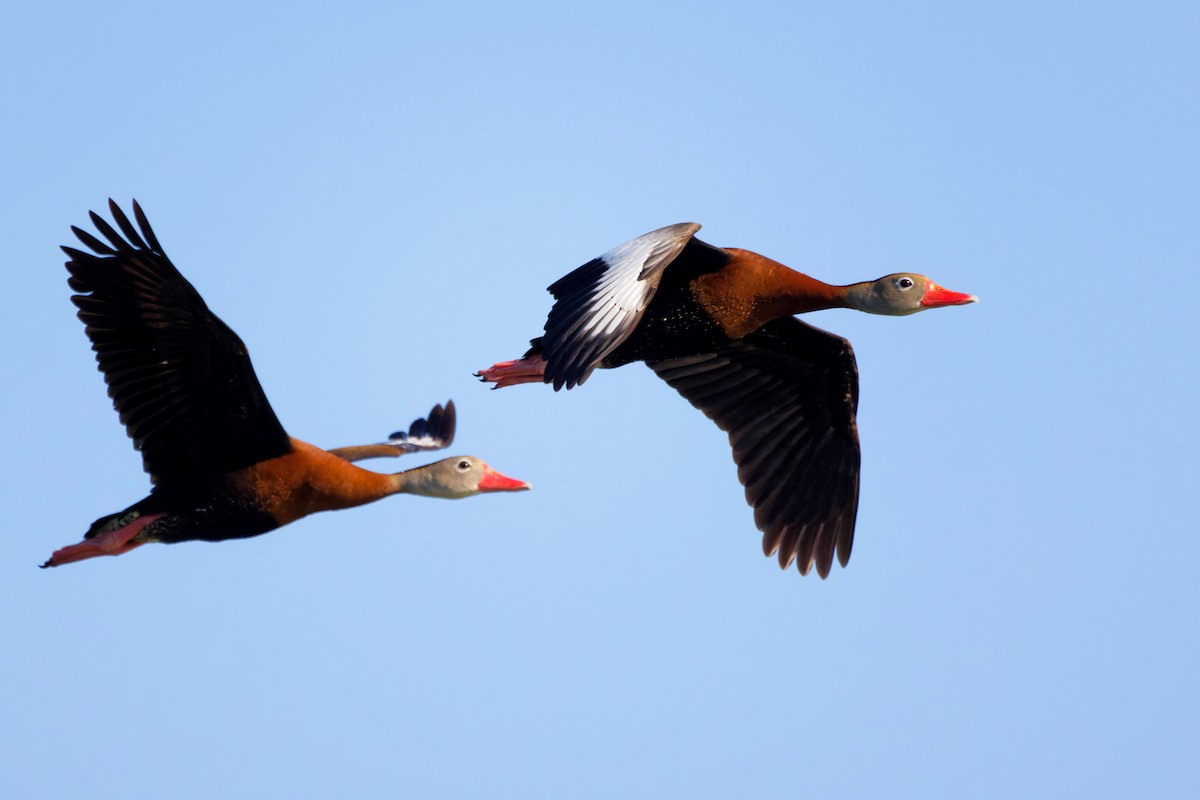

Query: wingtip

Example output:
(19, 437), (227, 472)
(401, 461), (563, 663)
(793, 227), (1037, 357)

(639, 222), (701, 249)
(440, 398), (457, 445)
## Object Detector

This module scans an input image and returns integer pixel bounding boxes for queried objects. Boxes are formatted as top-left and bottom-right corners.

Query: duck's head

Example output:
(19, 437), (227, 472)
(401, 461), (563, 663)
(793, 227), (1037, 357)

(850, 274), (978, 316)
(401, 456), (531, 499)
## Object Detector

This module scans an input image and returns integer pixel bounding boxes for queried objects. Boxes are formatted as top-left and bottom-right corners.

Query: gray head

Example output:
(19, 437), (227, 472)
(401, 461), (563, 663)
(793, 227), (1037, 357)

(847, 274), (978, 316)
(401, 456), (531, 499)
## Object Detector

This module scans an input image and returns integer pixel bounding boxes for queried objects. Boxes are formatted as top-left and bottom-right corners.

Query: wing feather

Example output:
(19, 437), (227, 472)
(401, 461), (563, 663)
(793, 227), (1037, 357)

(648, 316), (861, 577)
(539, 223), (701, 389)
(64, 200), (291, 482)
(386, 399), (457, 452)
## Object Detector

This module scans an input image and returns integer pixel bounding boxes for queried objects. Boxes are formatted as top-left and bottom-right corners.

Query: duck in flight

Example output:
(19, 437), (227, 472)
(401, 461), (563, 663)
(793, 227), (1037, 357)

(478, 223), (975, 577)
(43, 201), (529, 568)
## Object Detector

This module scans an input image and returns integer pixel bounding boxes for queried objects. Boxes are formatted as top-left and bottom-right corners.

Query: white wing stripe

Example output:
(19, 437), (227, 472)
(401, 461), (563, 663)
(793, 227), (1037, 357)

(541, 222), (702, 388)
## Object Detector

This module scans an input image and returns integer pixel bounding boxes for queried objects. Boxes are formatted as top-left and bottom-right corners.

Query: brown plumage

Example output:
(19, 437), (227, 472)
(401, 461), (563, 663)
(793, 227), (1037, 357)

(42, 201), (529, 569)
(478, 223), (976, 577)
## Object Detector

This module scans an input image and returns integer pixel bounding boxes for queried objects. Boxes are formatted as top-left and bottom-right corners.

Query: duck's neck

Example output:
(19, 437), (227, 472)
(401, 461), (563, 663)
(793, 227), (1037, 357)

(838, 281), (897, 315)
(773, 277), (889, 316)
(694, 251), (851, 338)
(767, 271), (851, 316)
(387, 466), (437, 498)
(288, 440), (446, 503)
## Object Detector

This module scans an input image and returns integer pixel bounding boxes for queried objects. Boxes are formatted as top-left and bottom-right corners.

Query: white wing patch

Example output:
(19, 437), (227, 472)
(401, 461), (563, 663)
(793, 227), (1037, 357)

(383, 432), (443, 452)
(384, 400), (456, 453)
(541, 222), (701, 389)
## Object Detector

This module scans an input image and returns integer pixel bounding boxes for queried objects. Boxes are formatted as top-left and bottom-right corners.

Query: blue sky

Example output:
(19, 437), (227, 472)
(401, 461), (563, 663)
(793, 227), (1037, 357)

(3, 2), (1198, 797)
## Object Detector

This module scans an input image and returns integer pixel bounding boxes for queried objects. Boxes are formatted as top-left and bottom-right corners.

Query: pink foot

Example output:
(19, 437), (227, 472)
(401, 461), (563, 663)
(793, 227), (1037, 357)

(475, 356), (547, 389)
(41, 512), (166, 568)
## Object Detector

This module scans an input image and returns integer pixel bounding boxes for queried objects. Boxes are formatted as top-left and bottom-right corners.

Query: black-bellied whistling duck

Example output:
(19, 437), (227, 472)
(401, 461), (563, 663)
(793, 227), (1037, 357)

(478, 223), (975, 577)
(42, 200), (529, 569)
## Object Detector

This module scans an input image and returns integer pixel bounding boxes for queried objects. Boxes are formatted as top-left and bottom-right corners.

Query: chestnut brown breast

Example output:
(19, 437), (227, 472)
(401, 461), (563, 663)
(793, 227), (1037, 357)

(229, 438), (394, 527)
(689, 248), (845, 339)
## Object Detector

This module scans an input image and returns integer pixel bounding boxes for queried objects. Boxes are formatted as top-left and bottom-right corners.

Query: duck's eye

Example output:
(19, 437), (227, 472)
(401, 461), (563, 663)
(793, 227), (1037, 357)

(457, 460), (472, 471)
(896, 277), (915, 290)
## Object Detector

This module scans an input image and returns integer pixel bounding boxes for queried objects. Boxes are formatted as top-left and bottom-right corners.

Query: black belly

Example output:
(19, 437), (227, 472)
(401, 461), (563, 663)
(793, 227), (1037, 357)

(608, 302), (727, 366)
(131, 481), (282, 544)
(145, 506), (280, 544)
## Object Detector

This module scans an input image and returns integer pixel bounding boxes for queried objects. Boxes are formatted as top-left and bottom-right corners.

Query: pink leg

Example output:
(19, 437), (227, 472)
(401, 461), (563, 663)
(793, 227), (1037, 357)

(475, 356), (548, 389)
(40, 512), (166, 568)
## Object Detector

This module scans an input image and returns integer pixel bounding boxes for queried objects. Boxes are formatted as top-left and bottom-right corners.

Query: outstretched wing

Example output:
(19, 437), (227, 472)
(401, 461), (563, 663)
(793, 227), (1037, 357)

(386, 399), (456, 452)
(647, 316), (861, 578)
(539, 222), (701, 389)
(326, 401), (457, 463)
(64, 199), (291, 483)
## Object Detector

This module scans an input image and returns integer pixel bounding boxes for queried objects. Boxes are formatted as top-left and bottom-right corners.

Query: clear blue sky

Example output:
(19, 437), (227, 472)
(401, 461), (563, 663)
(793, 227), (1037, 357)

(4, 2), (1197, 798)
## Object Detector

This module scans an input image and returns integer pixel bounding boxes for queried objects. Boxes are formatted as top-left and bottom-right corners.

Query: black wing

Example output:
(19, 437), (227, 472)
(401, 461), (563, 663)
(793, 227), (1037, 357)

(647, 316), (861, 577)
(539, 223), (701, 389)
(326, 401), (457, 463)
(387, 399), (457, 452)
(64, 199), (291, 482)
